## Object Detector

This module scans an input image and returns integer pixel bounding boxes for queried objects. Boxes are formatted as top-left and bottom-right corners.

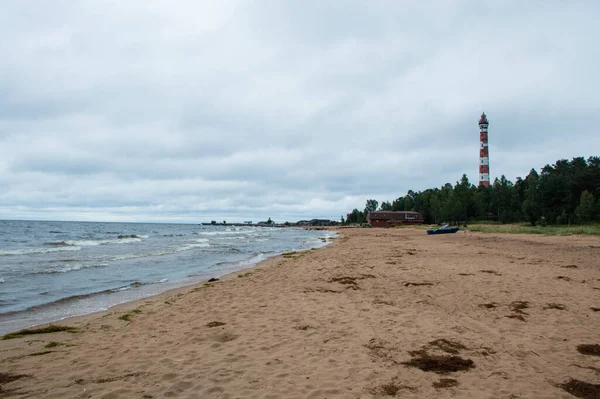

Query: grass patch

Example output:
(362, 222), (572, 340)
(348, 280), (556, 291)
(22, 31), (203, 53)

(2, 325), (78, 340)
(467, 223), (600, 236)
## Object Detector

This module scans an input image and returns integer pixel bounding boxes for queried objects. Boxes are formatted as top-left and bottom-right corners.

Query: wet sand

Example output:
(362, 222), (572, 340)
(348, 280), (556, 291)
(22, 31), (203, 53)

(1, 228), (599, 398)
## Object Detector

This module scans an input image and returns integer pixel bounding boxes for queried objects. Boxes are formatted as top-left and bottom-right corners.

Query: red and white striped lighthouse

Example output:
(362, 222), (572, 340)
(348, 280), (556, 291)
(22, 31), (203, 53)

(478, 112), (490, 187)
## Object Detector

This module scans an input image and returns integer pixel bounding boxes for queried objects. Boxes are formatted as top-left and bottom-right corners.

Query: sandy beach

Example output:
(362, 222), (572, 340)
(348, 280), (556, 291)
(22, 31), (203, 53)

(1, 227), (599, 398)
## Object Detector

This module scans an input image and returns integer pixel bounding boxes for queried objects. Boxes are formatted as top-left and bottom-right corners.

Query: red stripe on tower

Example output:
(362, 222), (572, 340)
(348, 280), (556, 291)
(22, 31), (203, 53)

(478, 112), (490, 187)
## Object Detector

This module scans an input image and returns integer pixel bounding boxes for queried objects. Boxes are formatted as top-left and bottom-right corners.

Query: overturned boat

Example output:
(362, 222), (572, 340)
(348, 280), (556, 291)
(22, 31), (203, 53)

(426, 224), (459, 235)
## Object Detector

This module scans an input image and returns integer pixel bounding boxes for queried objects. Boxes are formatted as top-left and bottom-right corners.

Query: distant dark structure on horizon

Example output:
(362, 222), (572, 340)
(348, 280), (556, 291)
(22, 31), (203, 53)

(367, 211), (424, 228)
(479, 112), (490, 187)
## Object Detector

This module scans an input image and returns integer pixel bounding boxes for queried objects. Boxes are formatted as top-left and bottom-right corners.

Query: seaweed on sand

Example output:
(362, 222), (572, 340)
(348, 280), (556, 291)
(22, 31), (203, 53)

(2, 325), (78, 340)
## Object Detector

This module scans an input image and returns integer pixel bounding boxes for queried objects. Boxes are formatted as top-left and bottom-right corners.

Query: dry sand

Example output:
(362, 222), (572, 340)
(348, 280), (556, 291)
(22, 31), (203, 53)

(1, 228), (599, 398)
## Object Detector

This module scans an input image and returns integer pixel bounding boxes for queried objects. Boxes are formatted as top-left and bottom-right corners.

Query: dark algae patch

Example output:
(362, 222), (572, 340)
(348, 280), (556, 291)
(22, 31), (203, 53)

(2, 325), (78, 340)
(558, 378), (600, 398)
(403, 353), (475, 374)
(403, 340), (474, 374)
(577, 344), (600, 356)
(0, 373), (28, 384)
(510, 301), (530, 314)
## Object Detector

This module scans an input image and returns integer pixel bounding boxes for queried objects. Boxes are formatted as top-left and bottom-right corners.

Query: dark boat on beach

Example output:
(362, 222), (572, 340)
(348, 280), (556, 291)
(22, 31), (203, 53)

(426, 224), (459, 235)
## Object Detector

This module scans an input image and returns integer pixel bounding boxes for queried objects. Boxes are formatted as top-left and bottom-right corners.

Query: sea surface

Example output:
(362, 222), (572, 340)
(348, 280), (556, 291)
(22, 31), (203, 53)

(0, 220), (335, 334)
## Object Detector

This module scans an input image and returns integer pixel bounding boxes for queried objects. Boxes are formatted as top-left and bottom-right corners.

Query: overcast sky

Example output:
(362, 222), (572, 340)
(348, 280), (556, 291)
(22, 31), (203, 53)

(1, 1), (599, 223)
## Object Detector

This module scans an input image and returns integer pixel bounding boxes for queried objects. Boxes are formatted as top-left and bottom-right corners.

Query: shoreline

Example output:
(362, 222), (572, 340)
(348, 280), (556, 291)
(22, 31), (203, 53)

(2, 232), (340, 336)
(2, 227), (599, 398)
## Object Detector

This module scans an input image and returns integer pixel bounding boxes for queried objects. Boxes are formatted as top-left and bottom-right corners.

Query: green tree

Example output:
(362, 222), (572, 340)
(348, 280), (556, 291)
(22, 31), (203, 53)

(365, 199), (379, 213)
(575, 190), (595, 224)
(379, 201), (392, 211)
(522, 169), (542, 226)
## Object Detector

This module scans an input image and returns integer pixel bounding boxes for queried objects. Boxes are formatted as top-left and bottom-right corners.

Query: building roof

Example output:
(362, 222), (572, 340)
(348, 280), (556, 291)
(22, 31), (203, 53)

(368, 211), (423, 220)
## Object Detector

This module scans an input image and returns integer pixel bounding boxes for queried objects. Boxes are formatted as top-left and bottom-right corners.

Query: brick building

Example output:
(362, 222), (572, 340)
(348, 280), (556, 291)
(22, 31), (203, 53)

(367, 211), (424, 227)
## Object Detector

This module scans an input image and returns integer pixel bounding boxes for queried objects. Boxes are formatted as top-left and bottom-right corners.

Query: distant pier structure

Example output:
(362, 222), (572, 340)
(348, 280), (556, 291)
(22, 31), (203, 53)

(478, 112), (490, 187)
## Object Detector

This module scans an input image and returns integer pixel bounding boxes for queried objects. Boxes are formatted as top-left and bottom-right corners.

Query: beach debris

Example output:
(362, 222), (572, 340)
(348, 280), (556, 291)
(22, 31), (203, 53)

(591, 307), (600, 312)
(562, 265), (579, 269)
(544, 303), (567, 310)
(509, 301), (530, 314)
(206, 321), (226, 328)
(556, 276), (572, 281)
(295, 325), (314, 331)
(27, 350), (54, 357)
(479, 303), (498, 309)
(238, 272), (252, 278)
(479, 270), (502, 275)
(557, 378), (600, 398)
(118, 307), (142, 322)
(2, 325), (78, 340)
(433, 378), (459, 389)
(458, 273), (475, 276)
(404, 282), (434, 287)
(373, 298), (395, 306)
(329, 274), (374, 290)
(207, 277), (219, 282)
(303, 287), (342, 294)
(576, 344), (600, 356)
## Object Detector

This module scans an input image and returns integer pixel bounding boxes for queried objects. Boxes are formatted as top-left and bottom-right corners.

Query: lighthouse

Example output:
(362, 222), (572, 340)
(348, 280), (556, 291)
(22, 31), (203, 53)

(478, 112), (490, 187)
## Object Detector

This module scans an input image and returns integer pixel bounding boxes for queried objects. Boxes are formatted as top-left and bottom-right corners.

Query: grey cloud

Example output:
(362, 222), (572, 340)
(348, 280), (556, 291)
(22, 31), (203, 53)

(1, 1), (599, 222)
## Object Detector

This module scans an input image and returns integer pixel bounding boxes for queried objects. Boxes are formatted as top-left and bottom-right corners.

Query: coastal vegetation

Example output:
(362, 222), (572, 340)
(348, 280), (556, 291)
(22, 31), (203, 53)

(344, 156), (600, 228)
(1, 325), (78, 340)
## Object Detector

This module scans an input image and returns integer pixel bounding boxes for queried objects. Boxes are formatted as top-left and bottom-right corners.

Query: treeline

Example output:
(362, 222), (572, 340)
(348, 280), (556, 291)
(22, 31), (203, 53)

(344, 156), (600, 226)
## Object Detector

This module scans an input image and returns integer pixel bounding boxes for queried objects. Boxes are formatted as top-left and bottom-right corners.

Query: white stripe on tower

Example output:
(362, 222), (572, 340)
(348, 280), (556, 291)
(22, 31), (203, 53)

(478, 112), (490, 187)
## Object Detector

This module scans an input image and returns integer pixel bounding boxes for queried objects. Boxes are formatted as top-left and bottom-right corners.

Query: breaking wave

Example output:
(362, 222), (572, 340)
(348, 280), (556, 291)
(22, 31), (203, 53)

(29, 262), (109, 275)
(0, 246), (82, 256)
(45, 235), (145, 247)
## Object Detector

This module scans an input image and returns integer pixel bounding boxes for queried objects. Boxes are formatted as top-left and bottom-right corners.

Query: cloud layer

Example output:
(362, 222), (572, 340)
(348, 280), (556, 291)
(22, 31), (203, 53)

(1, 1), (599, 222)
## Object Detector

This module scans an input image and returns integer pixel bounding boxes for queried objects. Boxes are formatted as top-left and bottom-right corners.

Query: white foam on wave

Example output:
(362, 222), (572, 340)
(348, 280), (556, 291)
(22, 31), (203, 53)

(0, 246), (82, 256)
(0, 278), (4, 283)
(175, 241), (211, 252)
(65, 237), (142, 246)
(33, 262), (109, 275)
